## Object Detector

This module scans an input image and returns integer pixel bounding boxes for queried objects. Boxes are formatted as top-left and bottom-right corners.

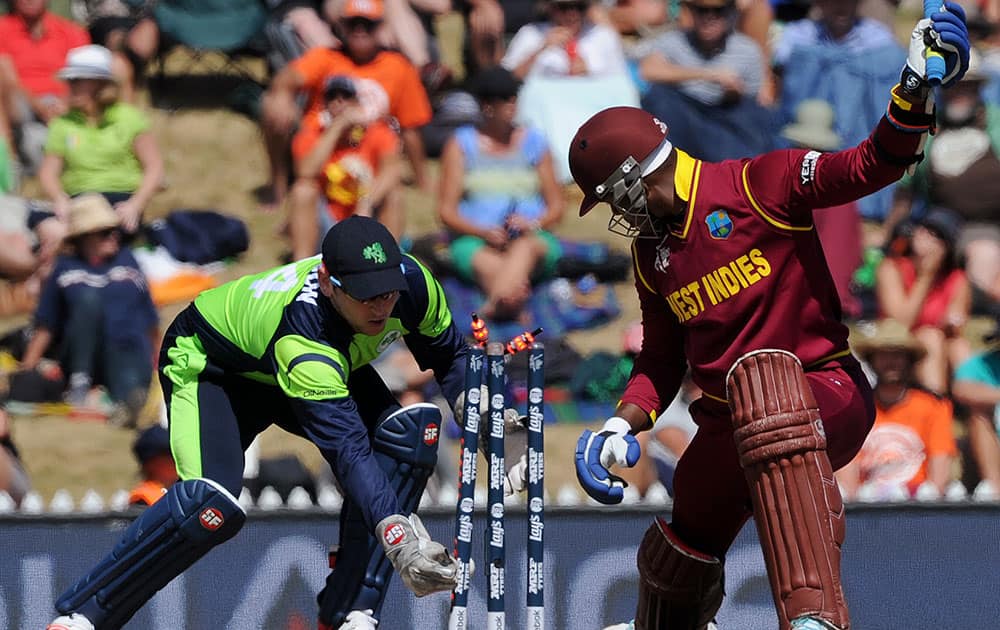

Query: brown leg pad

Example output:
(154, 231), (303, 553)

(635, 517), (724, 630)
(726, 350), (849, 630)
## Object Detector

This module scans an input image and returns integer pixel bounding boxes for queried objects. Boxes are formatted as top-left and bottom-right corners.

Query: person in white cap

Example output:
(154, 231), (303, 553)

(38, 44), (163, 239)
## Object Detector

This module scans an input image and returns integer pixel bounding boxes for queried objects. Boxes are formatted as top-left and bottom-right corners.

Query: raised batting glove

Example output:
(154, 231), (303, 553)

(575, 417), (641, 504)
(338, 610), (378, 630)
(900, 2), (970, 101)
(377, 513), (459, 597)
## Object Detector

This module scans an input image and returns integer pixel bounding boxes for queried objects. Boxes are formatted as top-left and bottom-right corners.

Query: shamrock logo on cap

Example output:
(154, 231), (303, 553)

(363, 242), (387, 264)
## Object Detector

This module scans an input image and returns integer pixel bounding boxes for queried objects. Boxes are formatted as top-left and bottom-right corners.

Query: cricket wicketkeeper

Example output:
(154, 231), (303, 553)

(48, 216), (468, 630)
(570, 5), (970, 630)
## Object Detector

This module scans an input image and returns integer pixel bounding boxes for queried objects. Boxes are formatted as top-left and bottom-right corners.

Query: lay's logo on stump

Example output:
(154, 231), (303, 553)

(706, 210), (733, 240)
(200, 508), (225, 531)
(384, 523), (406, 546)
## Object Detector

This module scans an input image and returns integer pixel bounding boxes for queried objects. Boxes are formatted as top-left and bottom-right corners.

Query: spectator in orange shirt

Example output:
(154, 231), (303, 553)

(288, 75), (402, 257)
(838, 319), (958, 500)
(261, 0), (432, 214)
(0, 0), (90, 173)
(128, 424), (178, 507)
(326, 0), (453, 83)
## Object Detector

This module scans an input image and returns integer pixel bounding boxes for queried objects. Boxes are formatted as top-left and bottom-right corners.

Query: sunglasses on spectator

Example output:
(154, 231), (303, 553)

(344, 17), (379, 32)
(690, 4), (733, 17)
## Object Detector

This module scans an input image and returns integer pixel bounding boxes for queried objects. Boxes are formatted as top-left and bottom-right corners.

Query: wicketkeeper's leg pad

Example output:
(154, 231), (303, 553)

(55, 478), (245, 630)
(317, 402), (442, 628)
(635, 517), (724, 630)
(726, 349), (849, 630)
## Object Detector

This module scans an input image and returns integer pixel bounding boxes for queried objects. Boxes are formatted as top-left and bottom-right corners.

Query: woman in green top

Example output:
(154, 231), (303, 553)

(39, 44), (163, 239)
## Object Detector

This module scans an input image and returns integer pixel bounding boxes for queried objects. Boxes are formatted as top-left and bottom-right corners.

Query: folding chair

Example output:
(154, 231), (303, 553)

(152, 0), (269, 84)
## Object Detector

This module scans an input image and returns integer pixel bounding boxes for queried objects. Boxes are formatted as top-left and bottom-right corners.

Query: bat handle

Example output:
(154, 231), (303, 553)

(924, 0), (946, 86)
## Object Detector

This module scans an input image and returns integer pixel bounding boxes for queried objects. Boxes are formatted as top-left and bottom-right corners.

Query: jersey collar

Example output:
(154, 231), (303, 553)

(668, 149), (701, 239)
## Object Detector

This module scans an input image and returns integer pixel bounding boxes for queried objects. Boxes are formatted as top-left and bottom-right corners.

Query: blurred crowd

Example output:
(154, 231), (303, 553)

(0, 0), (999, 508)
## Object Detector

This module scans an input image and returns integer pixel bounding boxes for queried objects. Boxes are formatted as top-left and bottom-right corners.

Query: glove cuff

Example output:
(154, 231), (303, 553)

(376, 514), (412, 554)
(602, 416), (633, 435)
(887, 85), (936, 134)
(898, 66), (930, 103)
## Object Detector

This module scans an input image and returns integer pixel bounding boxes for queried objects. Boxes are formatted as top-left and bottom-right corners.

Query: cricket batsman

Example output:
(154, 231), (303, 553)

(48, 216), (466, 630)
(570, 5), (970, 630)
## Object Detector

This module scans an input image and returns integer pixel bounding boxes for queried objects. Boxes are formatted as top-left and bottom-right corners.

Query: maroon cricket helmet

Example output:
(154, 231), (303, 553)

(568, 106), (672, 217)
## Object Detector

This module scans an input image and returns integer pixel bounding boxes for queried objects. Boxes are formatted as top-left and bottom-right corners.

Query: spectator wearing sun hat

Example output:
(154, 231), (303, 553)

(128, 424), (178, 507)
(20, 194), (158, 427)
(837, 318), (958, 500)
(38, 44), (163, 240)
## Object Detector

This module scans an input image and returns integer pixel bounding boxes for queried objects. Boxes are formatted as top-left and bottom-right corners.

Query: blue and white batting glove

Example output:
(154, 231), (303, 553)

(901, 2), (970, 100)
(575, 417), (641, 505)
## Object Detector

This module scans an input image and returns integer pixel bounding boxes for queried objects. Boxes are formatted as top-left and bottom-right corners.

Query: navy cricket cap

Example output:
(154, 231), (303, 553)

(321, 216), (407, 300)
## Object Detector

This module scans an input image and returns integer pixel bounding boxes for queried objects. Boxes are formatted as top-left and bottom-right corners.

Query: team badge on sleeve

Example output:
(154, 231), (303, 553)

(706, 210), (734, 240)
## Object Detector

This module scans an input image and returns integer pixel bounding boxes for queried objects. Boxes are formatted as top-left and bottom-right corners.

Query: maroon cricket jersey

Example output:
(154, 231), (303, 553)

(621, 116), (922, 415)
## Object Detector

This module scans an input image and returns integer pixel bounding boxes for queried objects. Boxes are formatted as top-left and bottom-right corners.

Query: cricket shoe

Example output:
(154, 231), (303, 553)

(791, 618), (841, 630)
(336, 609), (378, 630)
(47, 613), (95, 630)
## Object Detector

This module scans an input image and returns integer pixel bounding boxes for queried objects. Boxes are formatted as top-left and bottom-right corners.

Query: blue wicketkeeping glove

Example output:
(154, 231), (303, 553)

(575, 417), (641, 505)
(900, 1), (970, 100)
